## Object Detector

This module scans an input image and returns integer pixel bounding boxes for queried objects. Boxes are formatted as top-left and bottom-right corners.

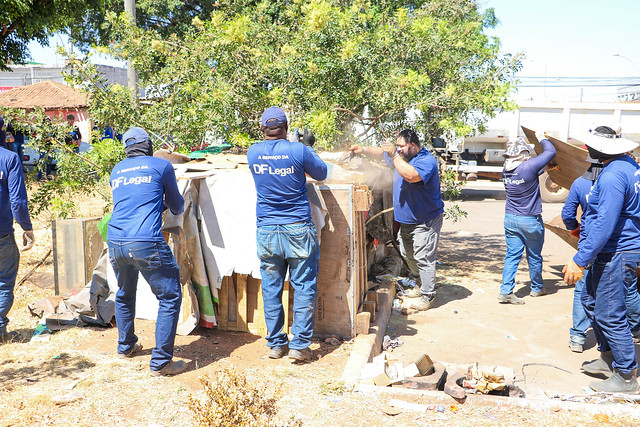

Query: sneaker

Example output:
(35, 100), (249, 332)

(289, 347), (313, 362)
(150, 360), (187, 377)
(529, 288), (547, 297)
(268, 345), (289, 359)
(402, 287), (422, 299)
(410, 295), (434, 311)
(632, 330), (640, 344)
(118, 342), (143, 359)
(497, 293), (524, 305)
(582, 351), (614, 377)
(589, 368), (639, 394)
(568, 340), (584, 353)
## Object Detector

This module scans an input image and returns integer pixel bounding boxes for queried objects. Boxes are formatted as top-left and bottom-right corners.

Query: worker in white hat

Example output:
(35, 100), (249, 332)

(564, 125), (640, 393)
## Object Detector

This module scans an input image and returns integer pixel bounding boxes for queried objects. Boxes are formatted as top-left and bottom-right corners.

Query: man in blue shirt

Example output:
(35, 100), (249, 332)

(0, 146), (34, 341)
(108, 127), (186, 376)
(499, 136), (556, 304)
(564, 127), (640, 393)
(247, 107), (327, 362)
(349, 129), (445, 311)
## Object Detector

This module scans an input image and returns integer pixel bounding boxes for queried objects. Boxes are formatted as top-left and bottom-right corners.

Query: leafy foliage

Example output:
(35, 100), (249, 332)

(65, 0), (521, 151)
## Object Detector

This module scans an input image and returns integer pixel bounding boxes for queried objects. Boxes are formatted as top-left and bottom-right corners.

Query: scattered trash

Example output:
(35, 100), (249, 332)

(52, 392), (82, 405)
(382, 335), (404, 351)
(594, 414), (610, 423)
(324, 337), (341, 346)
(30, 322), (52, 343)
(453, 310), (458, 314)
(449, 405), (458, 412)
(436, 405), (445, 412)
(381, 404), (402, 416)
(485, 413), (498, 421)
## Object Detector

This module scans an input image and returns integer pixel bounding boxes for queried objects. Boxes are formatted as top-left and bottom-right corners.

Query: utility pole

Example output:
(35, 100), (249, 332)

(124, 0), (138, 101)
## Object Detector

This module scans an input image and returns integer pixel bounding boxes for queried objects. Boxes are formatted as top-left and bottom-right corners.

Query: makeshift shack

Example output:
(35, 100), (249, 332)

(45, 154), (375, 340)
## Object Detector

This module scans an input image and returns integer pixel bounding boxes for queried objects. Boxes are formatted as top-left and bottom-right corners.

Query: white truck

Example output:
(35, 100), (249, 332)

(437, 100), (640, 202)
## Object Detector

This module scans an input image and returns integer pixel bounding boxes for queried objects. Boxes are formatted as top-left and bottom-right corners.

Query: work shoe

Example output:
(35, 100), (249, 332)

(569, 340), (584, 353)
(632, 330), (640, 344)
(582, 351), (614, 377)
(589, 368), (639, 394)
(118, 342), (142, 358)
(268, 345), (289, 359)
(410, 295), (434, 311)
(497, 293), (524, 305)
(289, 347), (313, 362)
(529, 288), (547, 297)
(150, 360), (187, 377)
(402, 287), (422, 299)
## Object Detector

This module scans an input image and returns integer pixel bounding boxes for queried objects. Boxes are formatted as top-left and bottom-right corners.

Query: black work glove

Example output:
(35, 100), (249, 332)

(302, 128), (315, 147)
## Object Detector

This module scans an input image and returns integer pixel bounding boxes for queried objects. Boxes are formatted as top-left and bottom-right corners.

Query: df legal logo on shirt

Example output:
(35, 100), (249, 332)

(111, 175), (153, 189)
(252, 164), (294, 177)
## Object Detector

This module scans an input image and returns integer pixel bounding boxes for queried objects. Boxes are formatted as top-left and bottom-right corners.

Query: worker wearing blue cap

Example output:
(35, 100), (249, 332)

(247, 106), (327, 362)
(108, 126), (185, 376)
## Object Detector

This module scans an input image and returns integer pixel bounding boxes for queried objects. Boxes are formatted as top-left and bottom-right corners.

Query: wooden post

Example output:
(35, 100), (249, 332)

(236, 274), (248, 332)
(365, 290), (379, 312)
(362, 300), (375, 323)
(354, 311), (371, 335)
(282, 281), (290, 336)
(256, 278), (267, 336)
(218, 277), (229, 330)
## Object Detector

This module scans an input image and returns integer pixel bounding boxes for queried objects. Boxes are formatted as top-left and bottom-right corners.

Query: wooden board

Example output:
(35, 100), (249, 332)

(522, 126), (589, 190)
(544, 214), (579, 250)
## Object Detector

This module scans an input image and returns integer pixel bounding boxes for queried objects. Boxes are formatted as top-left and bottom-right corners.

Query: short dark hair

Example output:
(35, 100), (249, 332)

(67, 114), (75, 120)
(397, 129), (420, 146)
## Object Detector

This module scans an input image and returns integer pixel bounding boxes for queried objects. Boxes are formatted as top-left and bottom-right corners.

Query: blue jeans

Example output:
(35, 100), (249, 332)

(582, 251), (640, 374)
(10, 143), (24, 165)
(108, 240), (182, 371)
(256, 221), (319, 351)
(0, 234), (19, 334)
(570, 276), (591, 343)
(501, 213), (544, 295)
(571, 272), (640, 344)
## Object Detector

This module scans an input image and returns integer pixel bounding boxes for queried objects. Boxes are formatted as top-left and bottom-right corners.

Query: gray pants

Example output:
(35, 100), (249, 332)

(398, 213), (443, 298)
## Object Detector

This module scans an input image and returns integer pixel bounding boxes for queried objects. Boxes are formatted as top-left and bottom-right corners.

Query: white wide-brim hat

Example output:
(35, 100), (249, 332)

(574, 129), (638, 155)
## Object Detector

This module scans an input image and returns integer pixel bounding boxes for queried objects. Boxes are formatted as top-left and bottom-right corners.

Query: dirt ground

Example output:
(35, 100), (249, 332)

(1, 181), (640, 425)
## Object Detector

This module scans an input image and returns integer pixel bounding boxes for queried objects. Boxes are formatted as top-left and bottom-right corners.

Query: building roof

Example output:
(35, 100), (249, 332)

(0, 80), (89, 110)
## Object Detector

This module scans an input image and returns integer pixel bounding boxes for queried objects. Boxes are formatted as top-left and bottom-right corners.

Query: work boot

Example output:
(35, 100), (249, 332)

(118, 342), (143, 358)
(268, 345), (289, 359)
(582, 351), (614, 377)
(569, 340), (584, 353)
(289, 347), (313, 362)
(497, 293), (524, 305)
(150, 360), (187, 377)
(402, 287), (422, 299)
(529, 288), (547, 297)
(632, 329), (640, 344)
(410, 295), (434, 311)
(589, 368), (639, 394)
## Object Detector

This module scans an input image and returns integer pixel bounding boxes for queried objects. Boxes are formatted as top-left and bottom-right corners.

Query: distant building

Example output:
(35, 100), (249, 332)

(0, 63), (128, 92)
(617, 86), (640, 102)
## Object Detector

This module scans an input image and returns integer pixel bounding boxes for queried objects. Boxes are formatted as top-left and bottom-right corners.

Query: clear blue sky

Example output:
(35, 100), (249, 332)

(28, 0), (640, 101)
(482, 0), (640, 101)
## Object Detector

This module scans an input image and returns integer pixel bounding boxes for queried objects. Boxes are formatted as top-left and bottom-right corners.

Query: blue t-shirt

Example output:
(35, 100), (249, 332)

(108, 156), (184, 242)
(574, 155), (640, 267)
(385, 148), (444, 224)
(0, 148), (31, 235)
(503, 138), (556, 216)
(247, 139), (327, 226)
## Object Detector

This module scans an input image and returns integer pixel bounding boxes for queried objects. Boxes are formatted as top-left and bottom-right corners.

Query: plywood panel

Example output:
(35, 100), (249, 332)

(236, 274), (248, 332)
(523, 126), (589, 190)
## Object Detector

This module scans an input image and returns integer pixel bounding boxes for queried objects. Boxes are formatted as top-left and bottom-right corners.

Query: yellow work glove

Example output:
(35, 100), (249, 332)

(563, 259), (584, 285)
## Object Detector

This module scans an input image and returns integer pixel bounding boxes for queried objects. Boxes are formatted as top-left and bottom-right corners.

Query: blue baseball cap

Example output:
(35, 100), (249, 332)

(122, 127), (151, 147)
(261, 106), (287, 127)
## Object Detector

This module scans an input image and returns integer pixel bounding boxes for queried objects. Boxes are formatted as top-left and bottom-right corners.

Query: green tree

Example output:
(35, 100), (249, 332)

(66, 0), (521, 150)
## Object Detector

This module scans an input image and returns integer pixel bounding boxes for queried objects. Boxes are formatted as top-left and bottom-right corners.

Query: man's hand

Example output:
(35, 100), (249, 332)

(381, 139), (396, 156)
(563, 259), (584, 285)
(22, 230), (34, 252)
(348, 145), (364, 155)
(302, 128), (315, 147)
